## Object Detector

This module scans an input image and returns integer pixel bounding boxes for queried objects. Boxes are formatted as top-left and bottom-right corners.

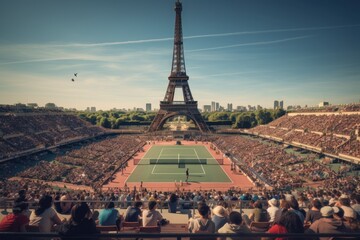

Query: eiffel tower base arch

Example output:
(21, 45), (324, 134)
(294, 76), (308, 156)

(148, 102), (209, 132)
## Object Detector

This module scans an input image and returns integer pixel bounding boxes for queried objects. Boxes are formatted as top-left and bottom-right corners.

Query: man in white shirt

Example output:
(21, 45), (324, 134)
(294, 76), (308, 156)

(267, 198), (281, 223)
(142, 201), (163, 227)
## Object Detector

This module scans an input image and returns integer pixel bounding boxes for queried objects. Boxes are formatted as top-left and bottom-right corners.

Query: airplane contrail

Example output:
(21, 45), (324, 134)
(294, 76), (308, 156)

(187, 36), (310, 52)
(184, 24), (360, 40)
(50, 24), (360, 48)
(0, 23), (358, 65)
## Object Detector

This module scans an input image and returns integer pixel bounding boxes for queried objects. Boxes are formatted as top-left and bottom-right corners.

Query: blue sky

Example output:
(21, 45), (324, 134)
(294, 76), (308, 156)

(0, 0), (359, 110)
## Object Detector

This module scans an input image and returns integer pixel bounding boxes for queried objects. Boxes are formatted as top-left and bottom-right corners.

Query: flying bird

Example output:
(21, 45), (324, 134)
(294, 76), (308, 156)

(74, 73), (78, 77)
(71, 78), (75, 82)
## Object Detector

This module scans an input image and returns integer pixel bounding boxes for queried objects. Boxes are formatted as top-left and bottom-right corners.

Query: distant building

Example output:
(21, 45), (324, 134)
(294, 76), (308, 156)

(274, 100), (284, 109)
(146, 103), (152, 112)
(203, 105), (211, 112)
(257, 105), (263, 110)
(227, 103), (233, 112)
(236, 106), (247, 112)
(319, 101), (330, 107)
(248, 105), (256, 111)
(211, 101), (216, 112)
(90, 107), (96, 112)
(274, 100), (279, 109)
(215, 102), (220, 111)
(279, 100), (284, 109)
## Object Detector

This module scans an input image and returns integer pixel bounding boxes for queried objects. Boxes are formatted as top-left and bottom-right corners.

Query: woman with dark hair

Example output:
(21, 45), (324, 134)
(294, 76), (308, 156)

(262, 211), (304, 240)
(168, 193), (178, 213)
(29, 195), (63, 232)
(288, 198), (305, 223)
(305, 199), (322, 224)
(59, 202), (99, 238)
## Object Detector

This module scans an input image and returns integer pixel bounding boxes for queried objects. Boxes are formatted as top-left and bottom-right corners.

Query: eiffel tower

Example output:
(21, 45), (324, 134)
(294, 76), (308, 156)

(148, 0), (209, 132)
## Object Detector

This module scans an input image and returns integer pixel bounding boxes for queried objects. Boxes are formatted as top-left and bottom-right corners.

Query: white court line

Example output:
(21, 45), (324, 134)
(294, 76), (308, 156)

(124, 145), (153, 183)
(156, 154), (198, 156)
(151, 148), (164, 174)
(161, 147), (199, 150)
(193, 149), (206, 174)
(151, 148), (207, 175)
(152, 172), (205, 175)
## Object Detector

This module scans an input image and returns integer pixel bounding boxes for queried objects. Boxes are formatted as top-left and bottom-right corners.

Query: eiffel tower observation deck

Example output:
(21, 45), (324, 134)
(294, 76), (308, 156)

(148, 0), (209, 132)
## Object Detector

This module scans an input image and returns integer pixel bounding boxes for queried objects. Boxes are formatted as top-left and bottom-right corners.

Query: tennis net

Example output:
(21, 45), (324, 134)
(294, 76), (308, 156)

(133, 158), (223, 165)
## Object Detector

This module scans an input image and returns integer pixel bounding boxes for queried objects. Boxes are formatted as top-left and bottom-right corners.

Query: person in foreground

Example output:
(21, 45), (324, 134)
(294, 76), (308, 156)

(0, 202), (29, 232)
(59, 202), (99, 239)
(307, 206), (350, 240)
(262, 211), (304, 240)
(188, 204), (215, 233)
(125, 201), (143, 223)
(29, 194), (63, 232)
(212, 205), (228, 232)
(98, 201), (122, 228)
(218, 211), (252, 240)
(142, 200), (163, 227)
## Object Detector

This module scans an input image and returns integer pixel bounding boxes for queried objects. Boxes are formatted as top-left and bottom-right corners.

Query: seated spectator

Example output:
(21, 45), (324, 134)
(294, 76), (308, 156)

(142, 200), (163, 227)
(243, 201), (269, 226)
(14, 189), (27, 204)
(125, 201), (143, 222)
(168, 193), (178, 213)
(218, 211), (251, 240)
(305, 199), (322, 224)
(211, 205), (228, 232)
(59, 202), (99, 238)
(307, 206), (349, 240)
(267, 198), (281, 223)
(98, 202), (122, 228)
(188, 204), (215, 233)
(29, 195), (63, 232)
(262, 211), (304, 240)
(57, 193), (73, 215)
(0, 202), (29, 232)
(288, 198), (305, 224)
(351, 194), (360, 217)
(279, 200), (290, 216)
(336, 196), (358, 221)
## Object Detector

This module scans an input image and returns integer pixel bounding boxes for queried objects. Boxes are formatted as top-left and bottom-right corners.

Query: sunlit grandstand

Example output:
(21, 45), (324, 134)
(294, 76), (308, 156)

(1, 103), (360, 238)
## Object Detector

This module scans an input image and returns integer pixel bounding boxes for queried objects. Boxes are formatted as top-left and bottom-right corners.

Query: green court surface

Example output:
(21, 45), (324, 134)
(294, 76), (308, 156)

(126, 145), (232, 183)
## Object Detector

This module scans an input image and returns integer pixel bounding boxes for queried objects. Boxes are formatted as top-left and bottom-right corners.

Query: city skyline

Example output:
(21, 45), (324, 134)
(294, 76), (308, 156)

(0, 0), (360, 110)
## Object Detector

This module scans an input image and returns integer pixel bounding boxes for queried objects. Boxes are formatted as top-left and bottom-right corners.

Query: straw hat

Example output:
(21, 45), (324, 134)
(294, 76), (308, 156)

(213, 206), (226, 217)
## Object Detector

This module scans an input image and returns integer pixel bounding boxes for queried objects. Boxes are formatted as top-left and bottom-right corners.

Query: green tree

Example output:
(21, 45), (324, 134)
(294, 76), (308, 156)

(229, 112), (241, 123)
(234, 113), (257, 128)
(208, 112), (230, 121)
(129, 113), (145, 121)
(273, 108), (286, 119)
(99, 117), (111, 128)
(256, 110), (273, 125)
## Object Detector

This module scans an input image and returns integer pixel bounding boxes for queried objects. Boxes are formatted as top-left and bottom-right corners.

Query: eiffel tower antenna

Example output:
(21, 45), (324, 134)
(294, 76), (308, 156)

(148, 0), (209, 132)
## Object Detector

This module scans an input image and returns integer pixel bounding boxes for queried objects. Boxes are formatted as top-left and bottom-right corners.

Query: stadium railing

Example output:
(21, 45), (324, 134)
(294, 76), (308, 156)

(1, 231), (360, 239)
(1, 199), (262, 216)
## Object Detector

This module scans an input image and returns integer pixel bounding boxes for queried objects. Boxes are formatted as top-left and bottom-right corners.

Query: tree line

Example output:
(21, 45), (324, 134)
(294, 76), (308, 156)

(77, 109), (286, 129)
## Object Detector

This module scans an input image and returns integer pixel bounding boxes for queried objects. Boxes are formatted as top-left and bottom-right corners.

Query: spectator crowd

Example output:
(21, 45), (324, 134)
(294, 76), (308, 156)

(251, 113), (360, 158)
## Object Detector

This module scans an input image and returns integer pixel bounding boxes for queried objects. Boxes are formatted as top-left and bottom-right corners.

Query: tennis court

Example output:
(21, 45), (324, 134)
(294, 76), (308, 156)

(126, 145), (232, 183)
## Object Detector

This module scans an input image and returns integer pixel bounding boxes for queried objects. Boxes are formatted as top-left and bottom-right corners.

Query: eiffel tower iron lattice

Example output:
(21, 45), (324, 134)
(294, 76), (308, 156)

(148, 0), (209, 132)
